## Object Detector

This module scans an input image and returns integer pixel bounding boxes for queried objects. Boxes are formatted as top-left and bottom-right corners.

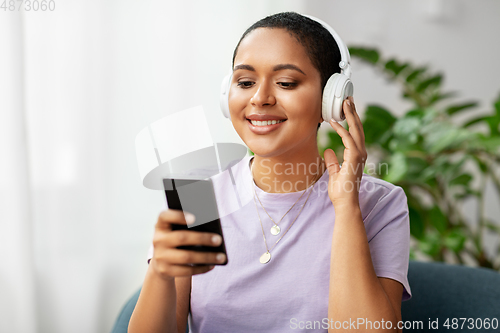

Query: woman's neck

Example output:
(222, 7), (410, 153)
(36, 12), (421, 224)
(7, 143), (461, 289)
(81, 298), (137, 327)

(250, 152), (326, 193)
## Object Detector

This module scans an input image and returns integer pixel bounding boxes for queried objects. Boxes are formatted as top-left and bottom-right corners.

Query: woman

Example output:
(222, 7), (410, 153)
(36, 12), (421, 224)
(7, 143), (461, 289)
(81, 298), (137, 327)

(129, 12), (411, 333)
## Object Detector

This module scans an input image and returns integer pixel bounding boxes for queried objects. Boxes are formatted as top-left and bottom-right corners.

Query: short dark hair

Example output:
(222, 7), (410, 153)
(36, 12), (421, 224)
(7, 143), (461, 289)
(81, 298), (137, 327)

(232, 12), (342, 90)
(232, 12), (341, 133)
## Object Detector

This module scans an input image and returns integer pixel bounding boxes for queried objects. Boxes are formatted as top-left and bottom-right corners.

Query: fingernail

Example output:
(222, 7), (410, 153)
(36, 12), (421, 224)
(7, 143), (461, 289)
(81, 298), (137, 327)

(212, 235), (222, 245)
(216, 253), (226, 262)
(185, 213), (196, 225)
(346, 99), (351, 106)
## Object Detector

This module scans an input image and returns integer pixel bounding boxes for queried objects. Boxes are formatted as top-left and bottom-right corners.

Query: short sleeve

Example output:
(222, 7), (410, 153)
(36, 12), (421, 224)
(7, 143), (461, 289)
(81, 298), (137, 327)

(364, 186), (412, 301)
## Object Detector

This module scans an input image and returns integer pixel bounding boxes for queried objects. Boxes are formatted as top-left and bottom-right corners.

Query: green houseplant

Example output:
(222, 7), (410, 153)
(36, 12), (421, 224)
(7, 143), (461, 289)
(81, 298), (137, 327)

(320, 47), (500, 270)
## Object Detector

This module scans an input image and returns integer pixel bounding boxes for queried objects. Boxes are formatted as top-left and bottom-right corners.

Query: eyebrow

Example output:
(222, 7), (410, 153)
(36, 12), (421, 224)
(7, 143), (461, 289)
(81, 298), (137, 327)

(233, 63), (306, 75)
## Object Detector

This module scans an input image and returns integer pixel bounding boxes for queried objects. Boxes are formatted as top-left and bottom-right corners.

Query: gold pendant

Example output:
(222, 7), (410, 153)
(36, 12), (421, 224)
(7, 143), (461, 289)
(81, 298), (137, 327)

(259, 252), (271, 264)
(270, 225), (281, 235)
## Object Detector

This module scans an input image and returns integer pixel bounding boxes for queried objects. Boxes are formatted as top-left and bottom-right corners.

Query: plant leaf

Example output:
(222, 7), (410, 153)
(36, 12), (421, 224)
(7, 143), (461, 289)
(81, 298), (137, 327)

(494, 93), (500, 117)
(393, 117), (421, 140)
(471, 155), (488, 173)
(454, 188), (480, 200)
(406, 67), (427, 83)
(421, 122), (471, 154)
(427, 205), (448, 235)
(362, 105), (397, 145)
(480, 136), (500, 153)
(384, 152), (408, 183)
(486, 221), (500, 233)
(444, 229), (466, 253)
(418, 230), (441, 257)
(406, 109), (426, 119)
(405, 156), (431, 183)
(385, 59), (409, 76)
(467, 134), (500, 153)
(409, 206), (425, 239)
(463, 115), (490, 128)
(348, 46), (379, 64)
(429, 91), (457, 104)
(446, 102), (479, 116)
(449, 173), (473, 187)
(325, 131), (344, 151)
(416, 74), (442, 93)
(485, 114), (500, 136)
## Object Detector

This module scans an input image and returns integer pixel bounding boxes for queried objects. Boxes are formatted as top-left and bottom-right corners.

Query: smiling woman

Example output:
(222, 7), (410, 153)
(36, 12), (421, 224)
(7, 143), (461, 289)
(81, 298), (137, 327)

(129, 12), (411, 333)
(229, 27), (324, 168)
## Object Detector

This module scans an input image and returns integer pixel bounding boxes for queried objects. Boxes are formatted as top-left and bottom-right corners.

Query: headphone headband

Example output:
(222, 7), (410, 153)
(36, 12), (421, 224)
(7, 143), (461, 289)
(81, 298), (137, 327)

(303, 15), (352, 78)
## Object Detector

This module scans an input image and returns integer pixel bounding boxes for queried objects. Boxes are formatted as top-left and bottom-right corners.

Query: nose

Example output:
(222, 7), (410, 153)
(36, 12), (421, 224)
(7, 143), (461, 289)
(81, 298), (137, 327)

(250, 80), (276, 107)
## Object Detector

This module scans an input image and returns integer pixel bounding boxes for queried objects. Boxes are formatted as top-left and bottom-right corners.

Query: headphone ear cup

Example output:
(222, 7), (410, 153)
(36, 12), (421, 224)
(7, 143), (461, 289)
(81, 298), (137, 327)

(220, 73), (232, 119)
(322, 73), (353, 123)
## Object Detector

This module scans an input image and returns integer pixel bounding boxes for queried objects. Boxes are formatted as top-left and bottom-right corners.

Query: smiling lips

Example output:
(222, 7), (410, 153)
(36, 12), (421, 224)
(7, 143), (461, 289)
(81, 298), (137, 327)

(250, 119), (286, 126)
(247, 118), (287, 134)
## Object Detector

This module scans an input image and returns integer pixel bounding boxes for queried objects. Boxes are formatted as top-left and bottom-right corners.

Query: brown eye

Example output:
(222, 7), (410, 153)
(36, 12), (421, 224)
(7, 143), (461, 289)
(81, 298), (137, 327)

(278, 82), (297, 89)
(237, 81), (254, 88)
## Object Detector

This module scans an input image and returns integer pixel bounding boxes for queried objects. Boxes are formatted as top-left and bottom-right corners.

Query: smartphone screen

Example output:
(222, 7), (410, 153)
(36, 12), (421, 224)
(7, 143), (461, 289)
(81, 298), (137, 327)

(163, 178), (228, 265)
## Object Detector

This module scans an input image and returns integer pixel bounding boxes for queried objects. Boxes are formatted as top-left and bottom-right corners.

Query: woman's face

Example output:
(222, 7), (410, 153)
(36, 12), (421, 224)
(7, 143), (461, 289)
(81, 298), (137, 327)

(229, 28), (323, 159)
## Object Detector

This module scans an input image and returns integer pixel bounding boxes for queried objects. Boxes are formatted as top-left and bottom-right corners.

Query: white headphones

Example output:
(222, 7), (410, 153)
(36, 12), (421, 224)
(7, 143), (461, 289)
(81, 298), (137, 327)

(219, 14), (353, 123)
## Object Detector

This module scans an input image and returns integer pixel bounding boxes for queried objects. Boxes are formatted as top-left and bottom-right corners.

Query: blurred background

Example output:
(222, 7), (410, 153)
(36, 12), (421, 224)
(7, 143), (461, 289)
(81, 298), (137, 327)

(1, 0), (499, 332)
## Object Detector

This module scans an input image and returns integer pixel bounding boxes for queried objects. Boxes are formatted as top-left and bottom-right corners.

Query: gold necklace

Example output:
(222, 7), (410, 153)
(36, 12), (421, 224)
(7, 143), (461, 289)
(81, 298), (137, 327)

(252, 172), (322, 236)
(249, 158), (321, 264)
(253, 181), (315, 264)
(253, 185), (307, 236)
(250, 158), (323, 236)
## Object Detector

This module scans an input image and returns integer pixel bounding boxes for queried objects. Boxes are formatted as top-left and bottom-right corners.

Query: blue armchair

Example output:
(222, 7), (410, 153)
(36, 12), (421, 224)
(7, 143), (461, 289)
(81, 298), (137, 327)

(112, 261), (500, 333)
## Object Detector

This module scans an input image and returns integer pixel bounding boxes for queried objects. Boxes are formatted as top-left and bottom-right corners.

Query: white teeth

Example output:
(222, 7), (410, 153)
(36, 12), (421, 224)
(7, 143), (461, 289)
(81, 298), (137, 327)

(250, 119), (285, 126)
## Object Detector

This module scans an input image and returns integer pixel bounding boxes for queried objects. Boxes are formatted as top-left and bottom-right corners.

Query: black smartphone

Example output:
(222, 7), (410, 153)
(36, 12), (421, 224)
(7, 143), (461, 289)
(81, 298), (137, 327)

(163, 178), (228, 265)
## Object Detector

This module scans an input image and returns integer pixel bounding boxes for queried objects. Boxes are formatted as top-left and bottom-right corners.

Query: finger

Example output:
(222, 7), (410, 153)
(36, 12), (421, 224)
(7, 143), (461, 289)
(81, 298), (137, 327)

(347, 97), (368, 160)
(156, 209), (196, 230)
(329, 120), (366, 173)
(323, 149), (340, 175)
(157, 230), (223, 248)
(329, 119), (360, 154)
(161, 263), (215, 277)
(348, 96), (362, 127)
(342, 99), (364, 151)
(163, 249), (226, 265)
(347, 97), (367, 144)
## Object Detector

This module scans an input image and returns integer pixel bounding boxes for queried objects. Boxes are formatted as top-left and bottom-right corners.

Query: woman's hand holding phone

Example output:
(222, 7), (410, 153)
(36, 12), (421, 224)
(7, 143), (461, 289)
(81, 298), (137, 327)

(151, 209), (227, 281)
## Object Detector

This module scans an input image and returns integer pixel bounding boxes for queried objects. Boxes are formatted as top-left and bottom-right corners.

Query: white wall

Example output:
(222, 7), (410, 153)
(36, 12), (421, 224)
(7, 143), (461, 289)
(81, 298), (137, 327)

(306, 0), (500, 119)
(304, 0), (500, 260)
(8, 1), (306, 333)
(2, 1), (499, 332)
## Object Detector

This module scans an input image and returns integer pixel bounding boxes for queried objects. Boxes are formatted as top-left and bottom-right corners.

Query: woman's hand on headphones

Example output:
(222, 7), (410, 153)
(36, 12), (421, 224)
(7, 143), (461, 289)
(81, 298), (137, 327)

(324, 97), (367, 209)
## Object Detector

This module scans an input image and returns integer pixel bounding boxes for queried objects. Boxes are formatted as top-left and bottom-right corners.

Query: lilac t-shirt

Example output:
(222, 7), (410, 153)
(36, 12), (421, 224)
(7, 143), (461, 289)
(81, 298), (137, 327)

(149, 155), (411, 332)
